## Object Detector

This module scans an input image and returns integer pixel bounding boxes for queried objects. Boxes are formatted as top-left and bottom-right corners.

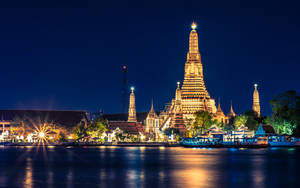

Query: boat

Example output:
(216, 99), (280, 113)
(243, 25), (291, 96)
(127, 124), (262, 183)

(268, 141), (296, 147)
(268, 136), (299, 147)
(181, 137), (223, 148)
(181, 137), (269, 148)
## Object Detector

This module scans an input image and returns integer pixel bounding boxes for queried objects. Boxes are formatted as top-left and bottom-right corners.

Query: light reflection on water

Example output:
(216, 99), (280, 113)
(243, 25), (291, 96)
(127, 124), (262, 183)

(0, 147), (299, 188)
(24, 157), (33, 188)
(251, 151), (265, 188)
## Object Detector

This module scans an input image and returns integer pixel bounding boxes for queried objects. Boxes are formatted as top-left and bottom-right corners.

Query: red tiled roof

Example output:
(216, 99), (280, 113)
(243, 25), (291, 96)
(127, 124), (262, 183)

(0, 110), (87, 128)
(108, 121), (144, 135)
(102, 112), (148, 122)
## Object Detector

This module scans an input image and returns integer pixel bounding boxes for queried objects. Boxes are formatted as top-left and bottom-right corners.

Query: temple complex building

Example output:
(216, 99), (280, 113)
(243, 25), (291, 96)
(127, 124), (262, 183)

(144, 101), (160, 136)
(252, 84), (261, 117)
(213, 99), (229, 124)
(168, 82), (186, 134)
(102, 22), (244, 138)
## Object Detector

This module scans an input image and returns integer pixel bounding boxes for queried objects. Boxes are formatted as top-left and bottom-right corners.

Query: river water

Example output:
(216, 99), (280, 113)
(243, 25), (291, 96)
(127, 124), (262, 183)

(0, 146), (299, 188)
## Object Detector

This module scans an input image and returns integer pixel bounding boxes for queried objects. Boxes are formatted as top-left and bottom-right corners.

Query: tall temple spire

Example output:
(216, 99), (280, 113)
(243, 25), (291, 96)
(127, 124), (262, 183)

(228, 100), (236, 117)
(175, 82), (182, 101)
(149, 99), (155, 114)
(214, 97), (226, 124)
(181, 23), (213, 110)
(170, 82), (185, 135)
(252, 84), (261, 117)
(216, 98), (224, 115)
(169, 22), (217, 121)
(128, 86), (137, 122)
(188, 22), (200, 58)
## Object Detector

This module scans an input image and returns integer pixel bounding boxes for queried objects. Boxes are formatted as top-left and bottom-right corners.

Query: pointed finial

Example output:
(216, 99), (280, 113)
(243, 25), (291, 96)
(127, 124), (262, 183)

(254, 83), (258, 90)
(131, 86), (135, 92)
(177, 81), (180, 89)
(191, 22), (197, 30)
(150, 99), (154, 112)
(229, 100), (236, 116)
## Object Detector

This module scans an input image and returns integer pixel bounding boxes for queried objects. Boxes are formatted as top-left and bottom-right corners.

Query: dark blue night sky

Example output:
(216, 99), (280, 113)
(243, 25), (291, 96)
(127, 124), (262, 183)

(0, 0), (299, 115)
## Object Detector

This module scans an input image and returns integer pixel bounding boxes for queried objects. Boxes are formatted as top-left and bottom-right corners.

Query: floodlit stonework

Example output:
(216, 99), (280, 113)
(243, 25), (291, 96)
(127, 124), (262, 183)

(163, 22), (232, 128)
(128, 87), (137, 122)
(168, 82), (186, 134)
(130, 23), (240, 134)
(145, 101), (160, 135)
(227, 101), (236, 118)
(252, 84), (261, 117)
(213, 99), (229, 124)
(180, 22), (217, 120)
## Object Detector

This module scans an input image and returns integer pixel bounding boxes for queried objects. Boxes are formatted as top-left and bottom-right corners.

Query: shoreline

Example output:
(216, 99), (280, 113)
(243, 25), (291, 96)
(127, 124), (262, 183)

(1, 142), (300, 148)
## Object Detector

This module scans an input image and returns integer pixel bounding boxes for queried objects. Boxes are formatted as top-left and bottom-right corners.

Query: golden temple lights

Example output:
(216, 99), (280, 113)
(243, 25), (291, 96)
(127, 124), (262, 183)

(252, 83), (261, 117)
(191, 22), (197, 30)
(128, 86), (137, 122)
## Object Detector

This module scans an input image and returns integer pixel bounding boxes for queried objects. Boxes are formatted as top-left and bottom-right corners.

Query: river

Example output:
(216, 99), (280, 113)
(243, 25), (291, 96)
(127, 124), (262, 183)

(0, 146), (299, 188)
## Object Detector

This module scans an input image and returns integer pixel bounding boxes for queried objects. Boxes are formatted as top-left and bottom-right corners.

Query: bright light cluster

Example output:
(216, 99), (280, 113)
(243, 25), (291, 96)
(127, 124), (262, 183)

(191, 22), (197, 30)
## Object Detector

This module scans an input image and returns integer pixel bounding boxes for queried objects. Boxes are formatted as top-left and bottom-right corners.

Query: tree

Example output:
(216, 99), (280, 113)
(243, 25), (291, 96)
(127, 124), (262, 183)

(58, 132), (67, 142)
(244, 110), (260, 130)
(233, 111), (259, 131)
(72, 122), (88, 141)
(233, 115), (247, 130)
(184, 118), (194, 137)
(11, 116), (32, 137)
(87, 119), (108, 141)
(264, 117), (296, 135)
(270, 90), (300, 136)
(192, 111), (213, 136)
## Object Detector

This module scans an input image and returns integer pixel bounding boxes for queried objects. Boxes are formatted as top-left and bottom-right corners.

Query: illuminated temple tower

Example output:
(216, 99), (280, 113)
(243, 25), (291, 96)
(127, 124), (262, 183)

(128, 87), (137, 122)
(252, 84), (261, 117)
(169, 82), (186, 134)
(214, 98), (227, 124)
(180, 22), (217, 119)
(227, 101), (236, 118)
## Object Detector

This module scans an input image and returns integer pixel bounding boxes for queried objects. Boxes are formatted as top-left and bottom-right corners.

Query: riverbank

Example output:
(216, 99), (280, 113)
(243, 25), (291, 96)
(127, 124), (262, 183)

(1, 142), (300, 148)
(0, 142), (181, 147)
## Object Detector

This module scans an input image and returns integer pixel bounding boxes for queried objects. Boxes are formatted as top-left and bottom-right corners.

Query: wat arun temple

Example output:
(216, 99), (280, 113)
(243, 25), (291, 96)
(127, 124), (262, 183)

(103, 22), (261, 137)
(158, 22), (231, 134)
(176, 22), (217, 117)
